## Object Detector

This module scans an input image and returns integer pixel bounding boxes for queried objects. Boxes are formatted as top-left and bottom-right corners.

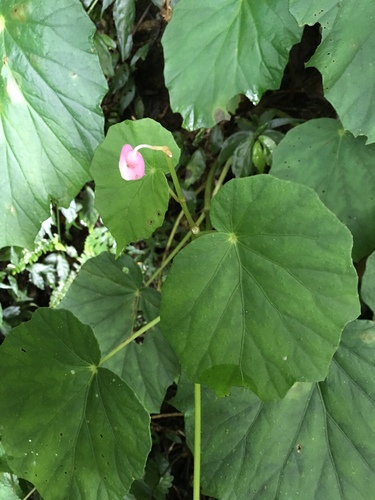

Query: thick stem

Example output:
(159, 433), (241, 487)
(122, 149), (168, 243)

(193, 383), (202, 500)
(99, 316), (160, 366)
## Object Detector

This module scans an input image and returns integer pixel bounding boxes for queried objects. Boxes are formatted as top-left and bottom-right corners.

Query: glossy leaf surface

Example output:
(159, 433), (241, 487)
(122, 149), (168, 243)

(175, 320), (375, 499)
(161, 175), (359, 400)
(162, 0), (301, 130)
(271, 118), (375, 261)
(0, 0), (107, 249)
(91, 119), (180, 253)
(113, 0), (135, 61)
(0, 309), (150, 500)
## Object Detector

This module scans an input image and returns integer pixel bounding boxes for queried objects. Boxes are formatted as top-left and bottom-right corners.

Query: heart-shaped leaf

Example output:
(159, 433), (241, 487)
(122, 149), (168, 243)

(162, 0), (301, 130)
(0, 0), (107, 249)
(91, 119), (180, 253)
(174, 320), (375, 499)
(161, 175), (359, 400)
(0, 308), (151, 500)
(271, 118), (375, 261)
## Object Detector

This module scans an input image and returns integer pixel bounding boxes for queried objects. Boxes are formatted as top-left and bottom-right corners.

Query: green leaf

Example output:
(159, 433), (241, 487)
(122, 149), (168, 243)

(252, 140), (266, 173)
(305, 1), (375, 143)
(271, 118), (375, 261)
(0, 308), (151, 500)
(105, 285), (180, 413)
(231, 136), (254, 178)
(160, 175), (359, 400)
(361, 251), (375, 315)
(58, 253), (180, 413)
(113, 0), (135, 61)
(218, 131), (251, 167)
(162, 0), (301, 130)
(184, 149), (206, 187)
(174, 320), (375, 499)
(288, 0), (339, 35)
(91, 119), (180, 253)
(94, 32), (115, 77)
(129, 456), (173, 500)
(106, 322), (180, 414)
(0, 0), (107, 249)
(0, 473), (22, 500)
(0, 443), (11, 474)
(58, 252), (141, 355)
(80, 185), (99, 230)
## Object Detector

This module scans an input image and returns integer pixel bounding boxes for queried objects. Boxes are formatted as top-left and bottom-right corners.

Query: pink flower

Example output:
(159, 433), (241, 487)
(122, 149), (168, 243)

(119, 144), (145, 180)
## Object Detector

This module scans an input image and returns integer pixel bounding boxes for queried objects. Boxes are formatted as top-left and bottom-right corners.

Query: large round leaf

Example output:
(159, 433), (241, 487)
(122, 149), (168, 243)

(162, 0), (301, 130)
(91, 119), (180, 253)
(0, 0), (107, 249)
(304, 1), (375, 143)
(174, 320), (375, 499)
(271, 118), (375, 261)
(0, 308), (151, 500)
(160, 175), (359, 401)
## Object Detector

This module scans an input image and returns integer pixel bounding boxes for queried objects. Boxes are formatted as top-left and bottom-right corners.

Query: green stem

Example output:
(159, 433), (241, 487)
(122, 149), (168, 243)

(212, 157), (232, 197)
(145, 212), (206, 287)
(193, 383), (202, 500)
(87, 0), (99, 15)
(55, 205), (61, 242)
(168, 187), (180, 203)
(203, 161), (218, 230)
(145, 230), (192, 287)
(165, 210), (184, 254)
(166, 156), (196, 230)
(99, 316), (160, 366)
(23, 487), (37, 500)
(157, 209), (185, 289)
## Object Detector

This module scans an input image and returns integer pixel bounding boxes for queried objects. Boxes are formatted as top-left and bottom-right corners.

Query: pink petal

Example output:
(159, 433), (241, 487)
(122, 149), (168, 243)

(118, 144), (145, 181)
